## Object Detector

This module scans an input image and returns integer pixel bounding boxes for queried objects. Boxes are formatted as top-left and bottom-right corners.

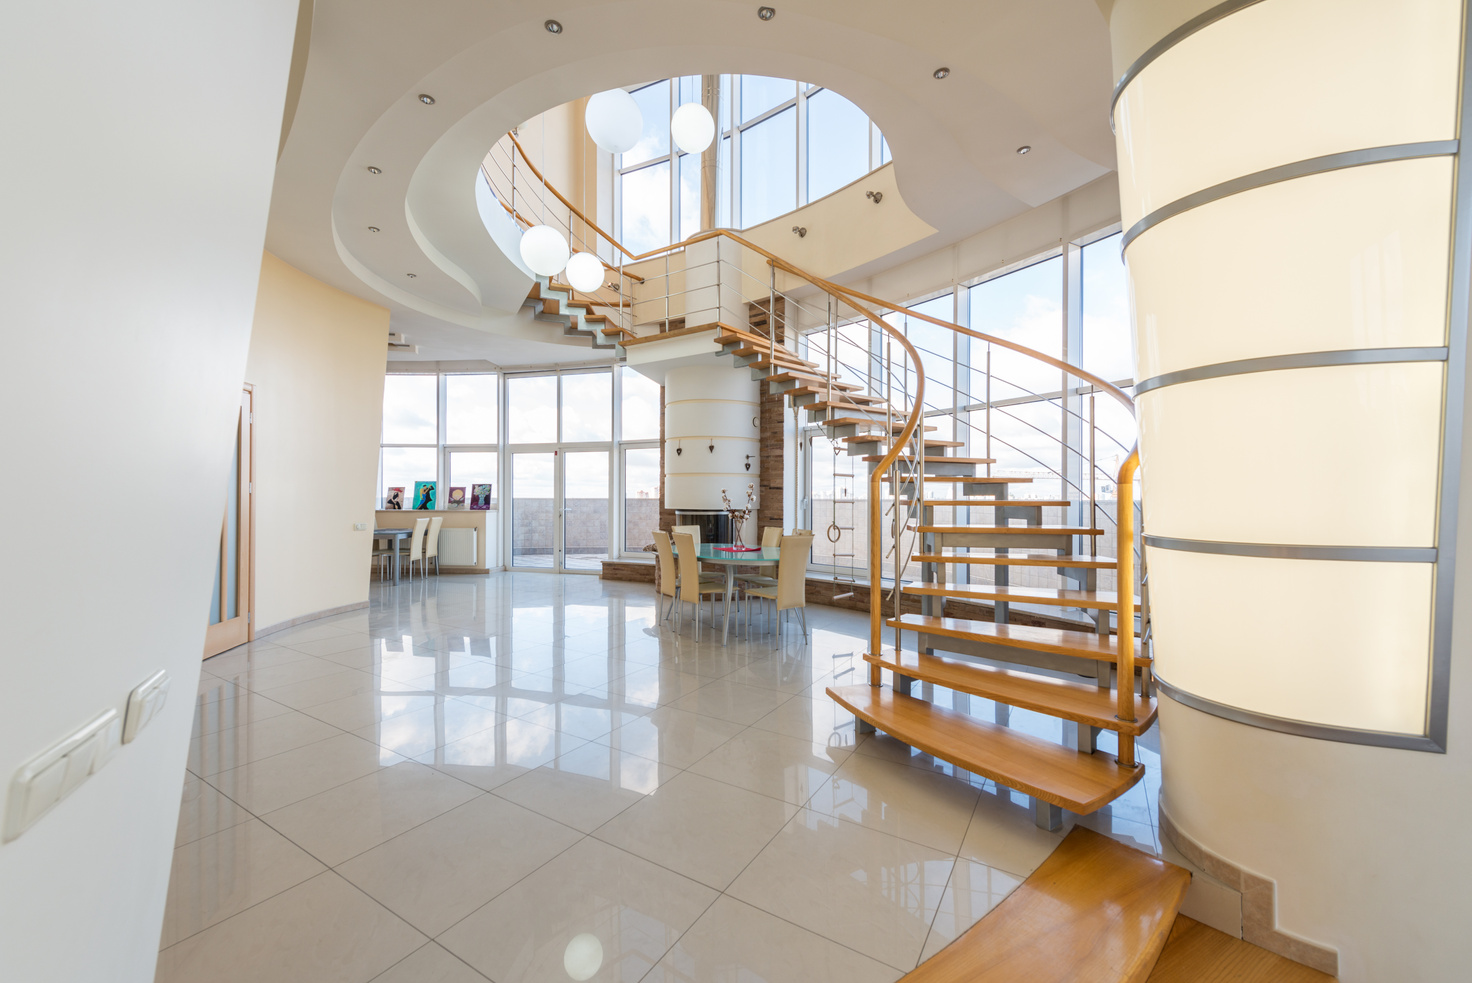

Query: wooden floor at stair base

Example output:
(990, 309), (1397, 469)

(1146, 917), (1338, 983)
(901, 826), (1188, 983)
(865, 649), (1157, 735)
(826, 684), (1143, 813)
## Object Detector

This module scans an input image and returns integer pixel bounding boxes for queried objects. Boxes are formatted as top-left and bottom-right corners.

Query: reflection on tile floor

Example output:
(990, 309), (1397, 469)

(162, 572), (1162, 982)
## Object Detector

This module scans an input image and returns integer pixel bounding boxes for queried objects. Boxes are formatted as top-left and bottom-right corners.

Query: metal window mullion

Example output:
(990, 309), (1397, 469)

(796, 87), (809, 205)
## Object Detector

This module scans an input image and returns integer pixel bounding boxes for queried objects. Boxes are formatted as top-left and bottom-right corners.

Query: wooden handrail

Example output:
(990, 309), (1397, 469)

(1114, 446), (1141, 770)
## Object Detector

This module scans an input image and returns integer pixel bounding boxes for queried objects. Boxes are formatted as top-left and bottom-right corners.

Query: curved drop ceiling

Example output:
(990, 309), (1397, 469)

(266, 0), (1117, 365)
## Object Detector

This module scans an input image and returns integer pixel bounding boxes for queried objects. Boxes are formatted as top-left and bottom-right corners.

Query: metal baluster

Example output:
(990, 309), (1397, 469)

(1089, 393), (1096, 558)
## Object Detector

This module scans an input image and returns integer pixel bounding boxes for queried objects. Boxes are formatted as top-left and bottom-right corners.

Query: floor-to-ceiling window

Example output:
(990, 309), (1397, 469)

(616, 75), (889, 252)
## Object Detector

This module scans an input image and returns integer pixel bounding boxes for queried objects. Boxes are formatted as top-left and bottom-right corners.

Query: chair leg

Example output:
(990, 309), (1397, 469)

(799, 607), (808, 639)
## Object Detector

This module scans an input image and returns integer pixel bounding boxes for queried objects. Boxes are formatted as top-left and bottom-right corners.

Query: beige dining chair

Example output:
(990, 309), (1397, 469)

(672, 531), (726, 639)
(740, 526), (785, 594)
(745, 533), (813, 645)
(671, 524), (702, 545)
(652, 530), (679, 624)
(372, 536), (396, 581)
(761, 526), (782, 548)
(398, 516), (431, 581)
(424, 516), (444, 574)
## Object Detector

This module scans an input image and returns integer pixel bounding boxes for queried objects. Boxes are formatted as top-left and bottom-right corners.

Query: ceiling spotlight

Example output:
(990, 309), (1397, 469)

(368, 226), (380, 233)
(544, 19), (563, 33)
(367, 165), (382, 174)
(1016, 145), (1032, 155)
(757, 6), (776, 20)
(933, 67), (950, 80)
(406, 273), (417, 278)
(418, 93), (435, 105)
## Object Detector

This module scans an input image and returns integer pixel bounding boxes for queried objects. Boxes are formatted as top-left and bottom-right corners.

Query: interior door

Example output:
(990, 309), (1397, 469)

(204, 388), (253, 658)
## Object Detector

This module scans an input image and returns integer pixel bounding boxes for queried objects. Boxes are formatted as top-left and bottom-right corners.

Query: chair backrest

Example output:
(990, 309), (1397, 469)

(672, 531), (701, 595)
(407, 517), (430, 560)
(652, 530), (677, 598)
(672, 524), (701, 546)
(761, 526), (782, 548)
(425, 516), (444, 559)
(775, 534), (813, 611)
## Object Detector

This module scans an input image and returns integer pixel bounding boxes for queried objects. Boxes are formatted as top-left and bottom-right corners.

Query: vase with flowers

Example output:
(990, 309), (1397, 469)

(721, 483), (756, 549)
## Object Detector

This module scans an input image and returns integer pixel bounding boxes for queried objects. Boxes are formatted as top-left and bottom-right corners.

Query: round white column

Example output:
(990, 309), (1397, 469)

(663, 364), (760, 534)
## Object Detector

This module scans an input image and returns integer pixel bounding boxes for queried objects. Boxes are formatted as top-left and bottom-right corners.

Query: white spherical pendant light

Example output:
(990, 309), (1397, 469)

(585, 89), (643, 154)
(670, 103), (715, 155)
(565, 251), (605, 293)
(563, 933), (603, 982)
(519, 224), (569, 276)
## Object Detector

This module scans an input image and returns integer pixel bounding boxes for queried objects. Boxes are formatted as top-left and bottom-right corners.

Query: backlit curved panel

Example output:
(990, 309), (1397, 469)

(1115, 0), (1461, 228)
(1131, 158), (1454, 381)
(1148, 547), (1432, 734)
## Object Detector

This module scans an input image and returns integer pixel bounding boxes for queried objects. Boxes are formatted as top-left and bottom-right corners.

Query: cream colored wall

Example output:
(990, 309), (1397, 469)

(247, 252), (389, 631)
(1108, 1), (1472, 979)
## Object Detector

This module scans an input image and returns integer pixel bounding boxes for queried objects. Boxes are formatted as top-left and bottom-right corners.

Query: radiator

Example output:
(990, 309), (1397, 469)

(438, 528), (477, 566)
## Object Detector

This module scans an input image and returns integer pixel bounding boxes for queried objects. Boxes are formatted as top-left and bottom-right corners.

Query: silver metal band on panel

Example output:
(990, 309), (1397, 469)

(1112, 0), (1472, 752)
(1154, 676), (1445, 751)
(1110, 0), (1270, 129)
(1134, 347), (1449, 395)
(1121, 141), (1460, 252)
(1143, 535), (1436, 563)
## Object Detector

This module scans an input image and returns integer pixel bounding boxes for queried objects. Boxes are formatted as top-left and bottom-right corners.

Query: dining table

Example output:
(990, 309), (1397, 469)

(673, 542), (781, 643)
(373, 527), (412, 584)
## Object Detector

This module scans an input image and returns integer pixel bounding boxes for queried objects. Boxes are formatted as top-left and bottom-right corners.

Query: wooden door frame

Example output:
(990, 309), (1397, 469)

(203, 385), (255, 658)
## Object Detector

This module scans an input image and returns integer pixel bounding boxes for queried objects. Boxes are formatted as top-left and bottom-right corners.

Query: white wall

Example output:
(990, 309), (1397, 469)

(247, 253), (389, 632)
(0, 3), (297, 981)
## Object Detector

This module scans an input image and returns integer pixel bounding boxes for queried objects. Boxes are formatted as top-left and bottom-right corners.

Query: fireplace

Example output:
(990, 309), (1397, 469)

(673, 509), (733, 545)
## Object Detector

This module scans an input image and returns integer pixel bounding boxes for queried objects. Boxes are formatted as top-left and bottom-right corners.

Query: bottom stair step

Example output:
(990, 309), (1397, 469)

(902, 825), (1188, 982)
(826, 684), (1144, 814)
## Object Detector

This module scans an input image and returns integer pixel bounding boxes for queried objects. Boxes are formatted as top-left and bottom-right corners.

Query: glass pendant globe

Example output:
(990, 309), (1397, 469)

(670, 103), (715, 154)
(519, 224), (569, 276)
(565, 251), (605, 293)
(585, 89), (643, 154)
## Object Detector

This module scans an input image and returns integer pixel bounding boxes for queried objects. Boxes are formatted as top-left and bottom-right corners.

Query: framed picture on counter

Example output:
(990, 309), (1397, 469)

(470, 484), (493, 509)
(385, 487), (404, 510)
(446, 486), (466, 509)
(413, 481), (437, 510)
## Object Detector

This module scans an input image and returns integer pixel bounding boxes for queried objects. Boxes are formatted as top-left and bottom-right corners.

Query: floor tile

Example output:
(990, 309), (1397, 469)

(354, 699), (503, 758)
(598, 706), (744, 769)
(415, 715), (581, 791)
(958, 787), (1064, 877)
(438, 837), (717, 983)
(175, 771), (251, 848)
(594, 771), (797, 890)
(208, 733), (405, 815)
(750, 694), (861, 746)
(202, 644), (317, 677)
(727, 809), (956, 972)
(643, 895), (901, 983)
(514, 701), (648, 743)
(370, 943), (489, 983)
(687, 727), (850, 805)
(301, 691), (439, 733)
(279, 632), (377, 658)
(256, 667), (388, 710)
(261, 760), (480, 866)
(187, 710), (340, 776)
(670, 677), (795, 725)
(607, 665), (710, 707)
(155, 872), (425, 983)
(190, 687), (294, 739)
(917, 858), (1025, 962)
(160, 819), (327, 948)
(807, 752), (981, 854)
(225, 656), (349, 693)
(336, 794), (580, 937)
(494, 741), (676, 832)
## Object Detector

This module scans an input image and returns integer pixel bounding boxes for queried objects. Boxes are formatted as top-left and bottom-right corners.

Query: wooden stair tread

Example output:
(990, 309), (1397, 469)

(826, 686), (1145, 813)
(791, 388), (886, 403)
(826, 417), (937, 432)
(729, 343), (817, 367)
(866, 650), (1156, 735)
(921, 475), (1034, 483)
(919, 499), (1074, 507)
(844, 436), (966, 447)
(863, 455), (996, 464)
(1146, 916), (1338, 983)
(618, 323), (722, 346)
(902, 826), (1187, 982)
(906, 583), (1127, 611)
(918, 525), (1104, 536)
(769, 371), (861, 390)
(887, 614), (1146, 664)
(914, 552), (1118, 568)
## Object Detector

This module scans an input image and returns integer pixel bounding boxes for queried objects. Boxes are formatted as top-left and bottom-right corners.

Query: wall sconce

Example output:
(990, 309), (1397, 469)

(865, 190), (883, 204)
(791, 226), (807, 238)
(745, 454), (753, 472)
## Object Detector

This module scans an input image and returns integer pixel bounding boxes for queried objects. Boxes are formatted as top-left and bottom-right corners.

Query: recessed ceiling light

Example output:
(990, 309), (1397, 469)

(406, 273), (417, 278)
(933, 67), (950, 80)
(544, 19), (562, 33)
(367, 165), (382, 174)
(368, 226), (380, 233)
(1016, 145), (1032, 155)
(757, 6), (776, 20)
(418, 94), (435, 105)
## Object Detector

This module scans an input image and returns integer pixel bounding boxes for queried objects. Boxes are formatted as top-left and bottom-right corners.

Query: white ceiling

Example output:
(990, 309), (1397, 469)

(266, 0), (1117, 366)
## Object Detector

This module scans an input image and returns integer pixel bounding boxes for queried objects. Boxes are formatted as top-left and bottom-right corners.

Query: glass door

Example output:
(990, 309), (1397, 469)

(511, 452), (555, 568)
(562, 450), (610, 572)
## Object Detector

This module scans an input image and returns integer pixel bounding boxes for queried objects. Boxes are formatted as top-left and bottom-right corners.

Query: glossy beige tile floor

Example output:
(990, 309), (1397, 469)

(160, 572), (1161, 983)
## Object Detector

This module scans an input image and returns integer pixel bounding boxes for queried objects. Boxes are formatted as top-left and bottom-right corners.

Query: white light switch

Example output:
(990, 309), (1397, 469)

(353, 522), (368, 531)
(123, 670), (170, 744)
(4, 708), (119, 842)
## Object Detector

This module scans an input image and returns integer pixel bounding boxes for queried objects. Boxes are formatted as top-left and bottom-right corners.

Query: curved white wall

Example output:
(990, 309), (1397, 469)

(663, 364), (760, 534)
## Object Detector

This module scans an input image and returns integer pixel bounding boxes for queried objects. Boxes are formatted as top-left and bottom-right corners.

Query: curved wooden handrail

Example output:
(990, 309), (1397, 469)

(1114, 446), (1141, 770)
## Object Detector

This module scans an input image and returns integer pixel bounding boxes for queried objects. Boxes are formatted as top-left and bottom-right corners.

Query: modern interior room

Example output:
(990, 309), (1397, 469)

(3, 1), (1470, 981)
